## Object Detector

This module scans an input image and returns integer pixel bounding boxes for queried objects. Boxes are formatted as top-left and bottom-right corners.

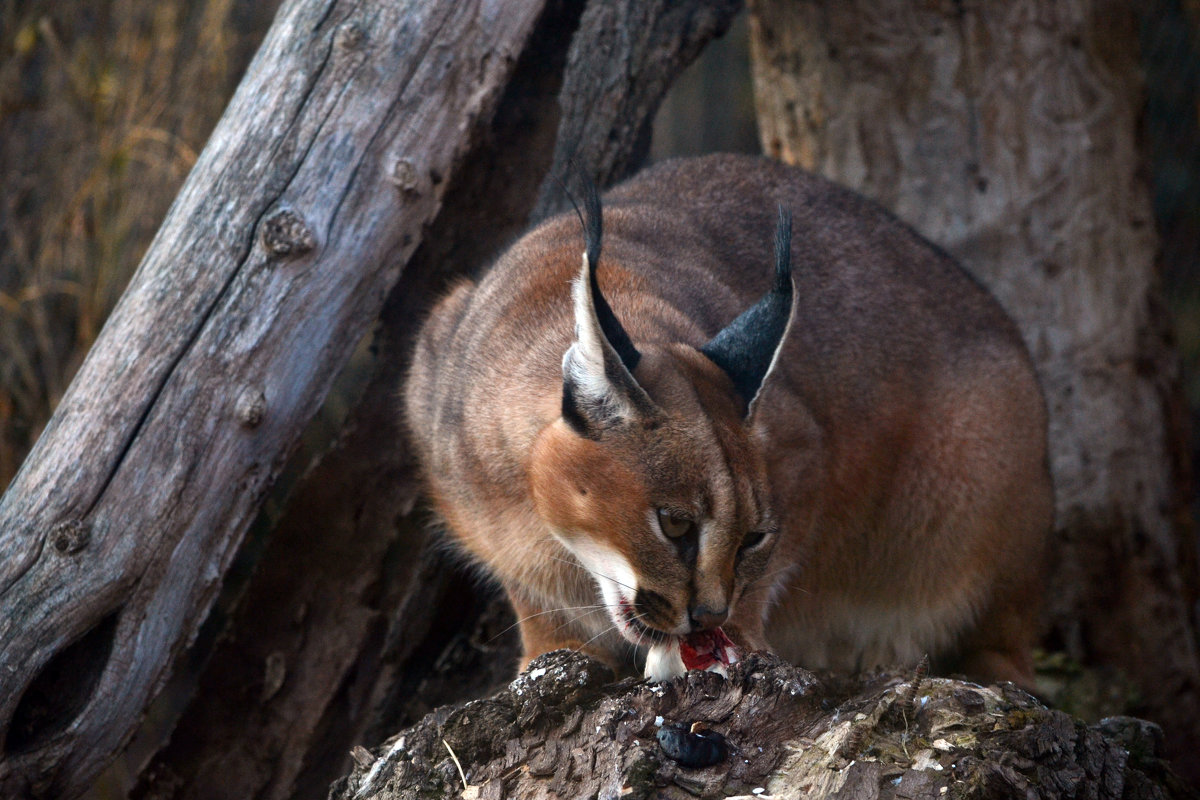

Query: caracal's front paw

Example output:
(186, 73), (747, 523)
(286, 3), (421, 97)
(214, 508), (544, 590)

(644, 638), (686, 682)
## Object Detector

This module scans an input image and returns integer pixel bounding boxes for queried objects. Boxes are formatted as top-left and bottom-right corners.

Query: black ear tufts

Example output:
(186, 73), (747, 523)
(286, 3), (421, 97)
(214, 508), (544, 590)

(700, 205), (794, 411)
(583, 175), (602, 271)
(773, 204), (792, 292)
(561, 162), (604, 272)
(574, 172), (640, 373)
(559, 169), (653, 435)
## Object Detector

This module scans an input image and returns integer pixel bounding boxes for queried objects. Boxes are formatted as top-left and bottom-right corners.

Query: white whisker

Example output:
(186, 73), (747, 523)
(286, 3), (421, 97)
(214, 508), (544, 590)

(489, 604), (612, 644)
(572, 620), (621, 659)
(545, 552), (638, 593)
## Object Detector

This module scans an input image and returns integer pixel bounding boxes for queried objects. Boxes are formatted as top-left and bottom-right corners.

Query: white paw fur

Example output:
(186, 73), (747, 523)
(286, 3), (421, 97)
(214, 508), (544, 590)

(644, 639), (686, 682)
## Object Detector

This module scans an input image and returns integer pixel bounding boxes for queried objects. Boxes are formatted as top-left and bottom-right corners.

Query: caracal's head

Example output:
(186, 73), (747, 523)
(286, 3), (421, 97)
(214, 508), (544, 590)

(528, 189), (795, 652)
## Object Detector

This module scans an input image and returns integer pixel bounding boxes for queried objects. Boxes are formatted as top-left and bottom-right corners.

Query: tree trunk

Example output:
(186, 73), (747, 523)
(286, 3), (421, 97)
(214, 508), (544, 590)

(0, 0), (552, 795)
(747, 0), (1200, 780)
(122, 1), (741, 799)
(331, 650), (1193, 800)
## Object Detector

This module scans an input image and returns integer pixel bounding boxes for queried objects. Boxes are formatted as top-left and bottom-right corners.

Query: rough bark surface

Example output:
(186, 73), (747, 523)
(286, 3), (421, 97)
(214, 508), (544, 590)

(0, 0), (550, 796)
(331, 650), (1194, 800)
(747, 0), (1200, 780)
(124, 1), (744, 799)
(127, 3), (581, 797)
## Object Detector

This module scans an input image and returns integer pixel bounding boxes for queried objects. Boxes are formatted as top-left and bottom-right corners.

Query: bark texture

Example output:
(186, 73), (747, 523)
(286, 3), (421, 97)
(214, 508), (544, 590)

(747, 0), (1200, 780)
(127, 4), (581, 797)
(531, 0), (742, 220)
(0, 0), (550, 796)
(332, 650), (1194, 800)
(124, 1), (743, 799)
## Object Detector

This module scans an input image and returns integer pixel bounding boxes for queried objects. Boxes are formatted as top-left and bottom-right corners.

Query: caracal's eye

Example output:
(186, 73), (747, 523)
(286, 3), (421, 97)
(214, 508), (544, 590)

(740, 528), (771, 551)
(656, 509), (696, 540)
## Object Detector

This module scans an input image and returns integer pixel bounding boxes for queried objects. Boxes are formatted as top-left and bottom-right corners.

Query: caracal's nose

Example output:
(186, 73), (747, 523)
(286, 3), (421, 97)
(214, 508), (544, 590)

(688, 604), (729, 631)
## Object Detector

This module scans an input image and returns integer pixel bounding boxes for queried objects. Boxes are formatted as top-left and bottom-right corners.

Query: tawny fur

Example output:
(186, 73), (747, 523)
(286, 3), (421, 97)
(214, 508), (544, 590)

(404, 154), (1052, 687)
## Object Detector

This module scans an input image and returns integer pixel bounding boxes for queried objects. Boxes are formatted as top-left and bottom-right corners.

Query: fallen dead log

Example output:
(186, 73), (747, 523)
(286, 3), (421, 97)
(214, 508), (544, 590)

(0, 0), (551, 795)
(332, 651), (1195, 800)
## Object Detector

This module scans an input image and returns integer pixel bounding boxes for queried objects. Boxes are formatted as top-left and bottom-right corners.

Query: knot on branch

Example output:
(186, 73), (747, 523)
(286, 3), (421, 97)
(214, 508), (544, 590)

(50, 519), (90, 554)
(334, 22), (366, 52)
(389, 158), (422, 195)
(235, 386), (267, 428)
(261, 208), (316, 258)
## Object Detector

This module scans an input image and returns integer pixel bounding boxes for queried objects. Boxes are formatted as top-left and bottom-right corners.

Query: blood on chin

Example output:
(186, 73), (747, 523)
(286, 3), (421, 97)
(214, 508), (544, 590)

(643, 627), (741, 682)
(615, 596), (672, 645)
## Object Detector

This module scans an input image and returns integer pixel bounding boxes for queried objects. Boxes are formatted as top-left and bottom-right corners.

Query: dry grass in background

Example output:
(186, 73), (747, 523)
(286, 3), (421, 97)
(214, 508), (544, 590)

(0, 0), (275, 488)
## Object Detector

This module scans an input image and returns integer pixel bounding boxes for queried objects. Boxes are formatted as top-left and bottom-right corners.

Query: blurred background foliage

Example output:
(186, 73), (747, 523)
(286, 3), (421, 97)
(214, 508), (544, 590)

(0, 0), (276, 486)
(0, 0), (1197, 501)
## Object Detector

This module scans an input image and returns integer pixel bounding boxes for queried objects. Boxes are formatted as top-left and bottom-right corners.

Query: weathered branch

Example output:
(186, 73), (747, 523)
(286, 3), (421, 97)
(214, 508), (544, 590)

(123, 1), (745, 798)
(0, 0), (549, 796)
(531, 0), (742, 220)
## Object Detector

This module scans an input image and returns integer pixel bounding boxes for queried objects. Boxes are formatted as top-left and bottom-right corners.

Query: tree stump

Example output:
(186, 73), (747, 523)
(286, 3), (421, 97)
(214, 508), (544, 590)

(332, 651), (1194, 800)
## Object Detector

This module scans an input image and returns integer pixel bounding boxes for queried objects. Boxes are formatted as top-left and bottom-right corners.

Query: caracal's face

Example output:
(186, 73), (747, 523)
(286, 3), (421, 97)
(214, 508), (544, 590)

(530, 343), (778, 649)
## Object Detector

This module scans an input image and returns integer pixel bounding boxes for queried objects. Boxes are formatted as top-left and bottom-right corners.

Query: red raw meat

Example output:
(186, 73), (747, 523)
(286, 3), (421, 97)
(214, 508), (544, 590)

(679, 627), (738, 671)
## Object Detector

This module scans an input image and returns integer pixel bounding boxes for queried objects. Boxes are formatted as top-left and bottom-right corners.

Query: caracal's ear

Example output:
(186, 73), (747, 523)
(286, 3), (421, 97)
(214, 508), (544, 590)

(561, 181), (659, 436)
(701, 205), (795, 418)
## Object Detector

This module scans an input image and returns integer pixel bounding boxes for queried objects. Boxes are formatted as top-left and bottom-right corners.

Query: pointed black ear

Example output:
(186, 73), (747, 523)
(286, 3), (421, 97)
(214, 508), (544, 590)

(577, 175), (640, 373)
(561, 182), (656, 436)
(701, 206), (794, 415)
